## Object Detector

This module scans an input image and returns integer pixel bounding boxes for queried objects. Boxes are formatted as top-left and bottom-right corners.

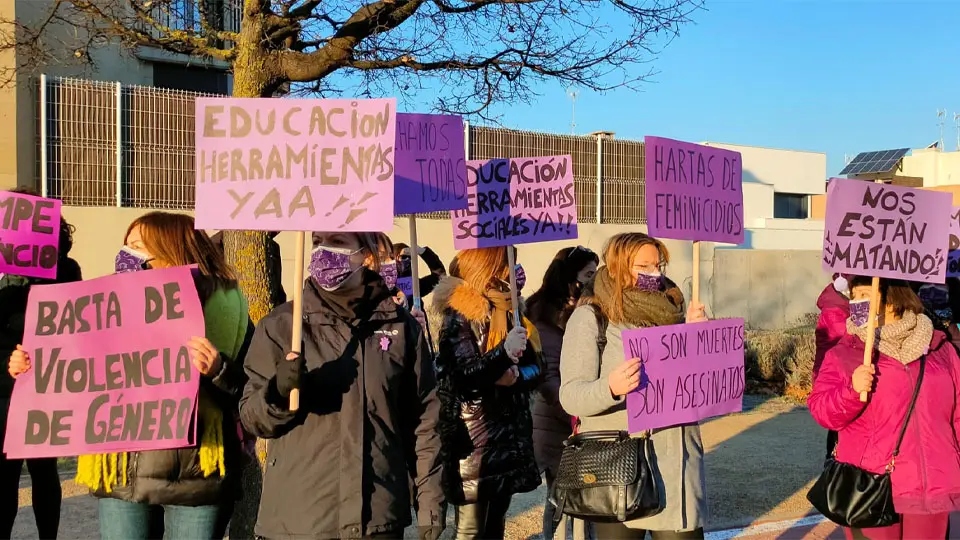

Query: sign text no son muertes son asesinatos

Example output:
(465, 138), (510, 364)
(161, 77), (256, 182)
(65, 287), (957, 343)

(3, 267), (204, 459)
(194, 98), (397, 232)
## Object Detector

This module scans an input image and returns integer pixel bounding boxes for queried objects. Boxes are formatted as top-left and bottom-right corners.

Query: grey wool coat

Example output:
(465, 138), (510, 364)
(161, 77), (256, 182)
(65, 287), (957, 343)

(558, 306), (707, 532)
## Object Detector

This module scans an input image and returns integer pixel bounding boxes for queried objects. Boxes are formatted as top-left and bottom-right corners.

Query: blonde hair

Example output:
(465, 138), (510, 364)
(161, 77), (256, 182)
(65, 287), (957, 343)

(581, 232), (670, 324)
(455, 247), (514, 292)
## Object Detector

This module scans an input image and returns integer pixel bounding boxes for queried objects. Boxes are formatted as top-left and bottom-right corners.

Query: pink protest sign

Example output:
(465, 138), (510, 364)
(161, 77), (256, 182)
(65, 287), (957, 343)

(822, 179), (951, 283)
(395, 113), (468, 214)
(451, 156), (578, 249)
(624, 319), (745, 433)
(0, 191), (62, 279)
(948, 207), (960, 277)
(3, 266), (204, 459)
(644, 137), (744, 244)
(194, 98), (397, 232)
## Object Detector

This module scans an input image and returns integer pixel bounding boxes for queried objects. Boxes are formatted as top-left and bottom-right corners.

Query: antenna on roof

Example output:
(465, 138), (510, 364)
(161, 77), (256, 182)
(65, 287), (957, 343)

(954, 112), (960, 151)
(938, 109), (946, 151)
(567, 87), (579, 136)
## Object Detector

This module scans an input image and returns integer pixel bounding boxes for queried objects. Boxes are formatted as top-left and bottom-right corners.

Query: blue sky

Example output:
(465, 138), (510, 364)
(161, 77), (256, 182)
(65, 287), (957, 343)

(475, 0), (960, 177)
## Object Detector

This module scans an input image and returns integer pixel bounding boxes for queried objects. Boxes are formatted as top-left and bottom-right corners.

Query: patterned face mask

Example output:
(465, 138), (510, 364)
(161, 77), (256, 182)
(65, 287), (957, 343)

(635, 271), (662, 293)
(379, 261), (398, 289)
(308, 246), (360, 290)
(115, 246), (150, 273)
(515, 264), (526, 292)
(849, 299), (871, 327)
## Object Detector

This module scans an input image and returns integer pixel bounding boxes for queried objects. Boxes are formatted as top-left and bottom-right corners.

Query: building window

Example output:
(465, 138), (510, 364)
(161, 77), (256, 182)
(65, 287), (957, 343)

(774, 193), (809, 219)
(153, 63), (229, 95)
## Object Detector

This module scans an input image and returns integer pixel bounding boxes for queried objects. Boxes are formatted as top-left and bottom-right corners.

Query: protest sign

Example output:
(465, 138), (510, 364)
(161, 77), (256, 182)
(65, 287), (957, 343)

(451, 156), (578, 249)
(3, 266), (204, 459)
(822, 179), (951, 283)
(396, 276), (414, 299)
(395, 114), (467, 214)
(0, 191), (62, 280)
(624, 319), (745, 433)
(194, 97), (397, 232)
(949, 207), (960, 277)
(643, 137), (744, 244)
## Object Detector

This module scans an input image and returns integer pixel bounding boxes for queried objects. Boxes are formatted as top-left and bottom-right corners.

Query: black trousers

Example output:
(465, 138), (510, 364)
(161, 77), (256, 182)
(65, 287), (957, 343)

(592, 523), (705, 540)
(454, 496), (513, 540)
(0, 456), (61, 539)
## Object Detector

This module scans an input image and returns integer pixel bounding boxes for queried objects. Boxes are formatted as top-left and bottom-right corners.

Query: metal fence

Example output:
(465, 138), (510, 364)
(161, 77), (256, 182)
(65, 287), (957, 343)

(37, 75), (647, 223)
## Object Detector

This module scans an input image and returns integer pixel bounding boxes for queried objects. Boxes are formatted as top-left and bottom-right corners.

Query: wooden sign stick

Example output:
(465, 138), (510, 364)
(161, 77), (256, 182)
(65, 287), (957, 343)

(692, 241), (701, 307)
(288, 231), (304, 412)
(408, 215), (422, 310)
(507, 247), (521, 327)
(859, 276), (881, 403)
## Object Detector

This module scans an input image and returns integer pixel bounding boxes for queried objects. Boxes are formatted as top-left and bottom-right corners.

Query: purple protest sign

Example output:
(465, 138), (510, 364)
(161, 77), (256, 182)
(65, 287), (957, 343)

(644, 137), (744, 244)
(624, 319), (745, 433)
(0, 191), (62, 279)
(396, 276), (414, 298)
(822, 179), (951, 283)
(949, 207), (960, 277)
(395, 114), (467, 214)
(3, 266), (204, 459)
(194, 98), (397, 232)
(451, 156), (578, 249)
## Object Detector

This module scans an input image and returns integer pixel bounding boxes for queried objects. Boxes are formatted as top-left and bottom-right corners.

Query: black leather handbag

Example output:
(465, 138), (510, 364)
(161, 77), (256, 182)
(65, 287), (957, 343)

(806, 355), (926, 529)
(549, 430), (663, 523)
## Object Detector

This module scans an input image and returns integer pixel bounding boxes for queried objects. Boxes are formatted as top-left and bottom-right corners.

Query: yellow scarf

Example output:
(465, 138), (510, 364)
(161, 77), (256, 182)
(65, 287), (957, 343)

(76, 288), (248, 493)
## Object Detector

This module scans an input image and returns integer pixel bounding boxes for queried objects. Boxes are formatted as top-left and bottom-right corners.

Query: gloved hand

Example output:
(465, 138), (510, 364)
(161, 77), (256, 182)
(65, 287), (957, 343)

(272, 351), (306, 404)
(504, 326), (528, 361)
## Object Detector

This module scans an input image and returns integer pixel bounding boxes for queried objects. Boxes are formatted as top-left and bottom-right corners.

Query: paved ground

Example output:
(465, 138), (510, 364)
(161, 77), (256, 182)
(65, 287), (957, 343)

(11, 396), (836, 539)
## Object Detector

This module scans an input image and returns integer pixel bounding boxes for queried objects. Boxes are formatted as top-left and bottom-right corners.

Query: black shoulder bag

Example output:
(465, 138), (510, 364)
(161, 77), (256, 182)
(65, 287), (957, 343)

(806, 355), (926, 529)
(549, 306), (663, 523)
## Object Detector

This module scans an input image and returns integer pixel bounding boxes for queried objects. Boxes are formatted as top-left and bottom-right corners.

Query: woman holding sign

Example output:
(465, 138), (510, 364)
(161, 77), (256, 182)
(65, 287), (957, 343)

(559, 233), (708, 540)
(432, 246), (543, 540)
(809, 277), (960, 540)
(239, 232), (445, 540)
(8, 212), (252, 540)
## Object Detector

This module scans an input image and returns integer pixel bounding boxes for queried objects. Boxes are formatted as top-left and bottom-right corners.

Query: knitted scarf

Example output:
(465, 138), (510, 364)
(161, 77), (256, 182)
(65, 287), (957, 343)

(76, 287), (249, 493)
(847, 310), (932, 365)
(591, 267), (685, 327)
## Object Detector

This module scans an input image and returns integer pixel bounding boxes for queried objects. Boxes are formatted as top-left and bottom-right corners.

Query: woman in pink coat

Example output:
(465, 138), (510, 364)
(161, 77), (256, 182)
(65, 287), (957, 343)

(809, 276), (960, 540)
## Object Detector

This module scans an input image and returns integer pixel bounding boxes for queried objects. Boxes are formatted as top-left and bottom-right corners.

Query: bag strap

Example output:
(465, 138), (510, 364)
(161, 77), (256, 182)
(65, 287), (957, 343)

(889, 355), (926, 468)
(573, 305), (609, 437)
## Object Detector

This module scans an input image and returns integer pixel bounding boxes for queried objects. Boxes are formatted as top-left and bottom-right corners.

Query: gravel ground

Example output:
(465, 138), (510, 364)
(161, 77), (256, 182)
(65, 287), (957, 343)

(12, 396), (824, 540)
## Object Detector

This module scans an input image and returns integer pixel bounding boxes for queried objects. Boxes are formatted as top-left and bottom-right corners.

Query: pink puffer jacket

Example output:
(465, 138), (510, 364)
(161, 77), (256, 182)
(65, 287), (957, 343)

(809, 330), (960, 514)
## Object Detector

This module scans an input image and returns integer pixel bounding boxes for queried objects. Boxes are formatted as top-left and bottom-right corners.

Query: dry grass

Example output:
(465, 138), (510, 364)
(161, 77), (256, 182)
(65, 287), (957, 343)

(745, 316), (816, 402)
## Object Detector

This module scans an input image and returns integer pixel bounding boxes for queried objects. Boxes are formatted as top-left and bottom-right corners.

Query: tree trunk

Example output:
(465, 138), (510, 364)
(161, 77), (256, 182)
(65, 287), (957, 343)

(223, 11), (279, 539)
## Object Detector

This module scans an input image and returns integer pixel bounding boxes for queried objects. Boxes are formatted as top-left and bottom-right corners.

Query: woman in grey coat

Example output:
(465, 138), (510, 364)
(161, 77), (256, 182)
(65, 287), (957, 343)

(559, 232), (708, 540)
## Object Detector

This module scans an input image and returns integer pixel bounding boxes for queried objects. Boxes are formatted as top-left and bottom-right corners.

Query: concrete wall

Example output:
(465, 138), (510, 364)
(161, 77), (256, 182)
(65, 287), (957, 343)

(60, 207), (831, 329)
(900, 148), (960, 187)
(712, 248), (829, 329)
(704, 142), (827, 196)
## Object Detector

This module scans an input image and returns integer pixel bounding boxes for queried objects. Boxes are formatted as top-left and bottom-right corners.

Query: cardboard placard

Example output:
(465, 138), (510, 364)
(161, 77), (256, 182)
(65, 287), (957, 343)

(948, 207), (960, 277)
(451, 155), (578, 249)
(822, 179), (951, 283)
(0, 191), (62, 280)
(394, 113), (468, 214)
(624, 319), (745, 433)
(194, 98), (397, 232)
(643, 137), (744, 244)
(3, 267), (204, 458)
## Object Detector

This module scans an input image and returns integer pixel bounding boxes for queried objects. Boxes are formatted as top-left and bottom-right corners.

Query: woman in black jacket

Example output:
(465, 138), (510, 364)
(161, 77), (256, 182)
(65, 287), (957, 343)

(432, 246), (543, 540)
(393, 243), (446, 305)
(0, 194), (81, 540)
(240, 232), (445, 540)
(11, 212), (252, 539)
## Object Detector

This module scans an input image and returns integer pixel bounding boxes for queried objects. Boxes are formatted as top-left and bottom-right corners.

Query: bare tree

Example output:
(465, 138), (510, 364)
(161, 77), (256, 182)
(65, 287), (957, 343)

(4, 0), (699, 321)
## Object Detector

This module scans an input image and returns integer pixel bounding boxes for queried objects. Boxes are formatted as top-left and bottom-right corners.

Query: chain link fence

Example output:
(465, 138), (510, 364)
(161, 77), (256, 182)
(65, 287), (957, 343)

(37, 75), (647, 223)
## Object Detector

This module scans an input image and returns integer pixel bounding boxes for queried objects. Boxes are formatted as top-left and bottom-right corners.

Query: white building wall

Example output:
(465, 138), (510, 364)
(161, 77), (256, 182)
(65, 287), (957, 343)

(705, 142), (827, 195)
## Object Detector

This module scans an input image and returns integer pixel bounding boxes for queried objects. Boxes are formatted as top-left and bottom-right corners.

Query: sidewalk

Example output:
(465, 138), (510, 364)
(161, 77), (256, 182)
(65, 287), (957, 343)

(12, 396), (830, 539)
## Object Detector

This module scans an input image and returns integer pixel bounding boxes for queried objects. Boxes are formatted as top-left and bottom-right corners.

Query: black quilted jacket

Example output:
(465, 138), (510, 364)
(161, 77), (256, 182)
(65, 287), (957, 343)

(435, 304), (543, 505)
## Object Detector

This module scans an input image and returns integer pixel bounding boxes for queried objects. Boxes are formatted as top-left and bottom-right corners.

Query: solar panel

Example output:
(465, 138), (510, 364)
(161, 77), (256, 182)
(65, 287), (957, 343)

(839, 148), (910, 175)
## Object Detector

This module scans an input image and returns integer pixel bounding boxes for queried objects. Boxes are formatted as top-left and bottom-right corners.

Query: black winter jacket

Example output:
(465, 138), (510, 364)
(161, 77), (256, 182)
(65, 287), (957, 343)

(432, 278), (543, 505)
(240, 276), (445, 540)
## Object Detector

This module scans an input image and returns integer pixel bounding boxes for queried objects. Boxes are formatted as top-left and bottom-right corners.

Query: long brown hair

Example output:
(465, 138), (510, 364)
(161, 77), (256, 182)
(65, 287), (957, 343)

(849, 276), (924, 318)
(580, 232), (670, 325)
(126, 212), (237, 302)
(455, 246), (514, 292)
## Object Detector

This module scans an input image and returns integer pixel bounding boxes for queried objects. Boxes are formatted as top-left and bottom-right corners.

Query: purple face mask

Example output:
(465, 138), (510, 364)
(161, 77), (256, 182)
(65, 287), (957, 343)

(380, 261), (398, 289)
(515, 264), (526, 292)
(115, 246), (150, 273)
(396, 257), (412, 277)
(849, 299), (871, 327)
(636, 272), (662, 293)
(309, 246), (358, 290)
